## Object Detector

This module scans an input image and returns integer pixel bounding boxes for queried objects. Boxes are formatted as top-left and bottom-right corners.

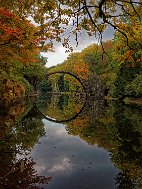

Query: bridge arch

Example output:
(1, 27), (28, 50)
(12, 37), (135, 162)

(47, 71), (87, 93)
(36, 71), (104, 123)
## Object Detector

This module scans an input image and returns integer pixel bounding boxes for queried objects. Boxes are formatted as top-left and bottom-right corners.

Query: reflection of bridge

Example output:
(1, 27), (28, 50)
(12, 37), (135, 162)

(35, 96), (104, 124)
(39, 98), (86, 123)
(36, 71), (104, 123)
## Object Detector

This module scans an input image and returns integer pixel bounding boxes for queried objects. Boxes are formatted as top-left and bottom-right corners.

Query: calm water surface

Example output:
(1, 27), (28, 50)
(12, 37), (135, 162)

(0, 93), (142, 189)
(31, 121), (119, 189)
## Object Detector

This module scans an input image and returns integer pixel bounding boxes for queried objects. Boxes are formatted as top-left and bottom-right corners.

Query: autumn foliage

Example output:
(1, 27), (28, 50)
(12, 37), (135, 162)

(1, 0), (142, 105)
(0, 7), (48, 106)
(0, 7), (40, 64)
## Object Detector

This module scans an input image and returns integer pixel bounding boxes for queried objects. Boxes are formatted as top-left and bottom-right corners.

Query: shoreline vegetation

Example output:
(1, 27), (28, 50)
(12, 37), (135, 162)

(123, 97), (142, 106)
(1, 90), (142, 114)
(105, 96), (142, 106)
(0, 3), (142, 109)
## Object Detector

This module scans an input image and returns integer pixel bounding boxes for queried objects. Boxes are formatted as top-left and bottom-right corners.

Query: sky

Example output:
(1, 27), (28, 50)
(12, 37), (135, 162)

(29, 13), (115, 68)
(41, 26), (114, 68)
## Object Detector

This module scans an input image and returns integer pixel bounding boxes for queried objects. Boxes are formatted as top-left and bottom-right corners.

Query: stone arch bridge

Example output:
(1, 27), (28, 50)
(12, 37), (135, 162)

(46, 71), (104, 98)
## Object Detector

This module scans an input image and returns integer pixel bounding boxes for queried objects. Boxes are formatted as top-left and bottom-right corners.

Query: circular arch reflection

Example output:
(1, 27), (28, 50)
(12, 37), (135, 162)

(37, 71), (88, 123)
(39, 97), (86, 123)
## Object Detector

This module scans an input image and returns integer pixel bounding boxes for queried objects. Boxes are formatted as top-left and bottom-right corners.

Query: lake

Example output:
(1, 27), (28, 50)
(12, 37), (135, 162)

(0, 92), (142, 189)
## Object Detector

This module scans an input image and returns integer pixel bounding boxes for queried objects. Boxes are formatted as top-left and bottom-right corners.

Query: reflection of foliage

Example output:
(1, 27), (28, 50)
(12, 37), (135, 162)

(110, 105), (142, 182)
(66, 99), (142, 187)
(42, 93), (84, 121)
(36, 92), (52, 112)
(0, 158), (52, 189)
(0, 100), (50, 189)
(115, 171), (136, 189)
(66, 99), (104, 144)
(0, 101), (45, 153)
(11, 102), (46, 150)
(0, 101), (34, 146)
(66, 114), (89, 137)
(15, 117), (45, 149)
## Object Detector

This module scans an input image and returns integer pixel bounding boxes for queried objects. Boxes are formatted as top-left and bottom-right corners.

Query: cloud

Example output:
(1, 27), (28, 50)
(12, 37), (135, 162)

(41, 45), (70, 68)
(35, 157), (71, 174)
(30, 121), (119, 189)
(48, 157), (71, 173)
(41, 33), (97, 68)
(29, 4), (114, 68)
(42, 26), (114, 68)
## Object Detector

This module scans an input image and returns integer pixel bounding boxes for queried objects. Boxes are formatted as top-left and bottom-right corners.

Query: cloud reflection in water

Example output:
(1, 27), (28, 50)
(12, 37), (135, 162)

(30, 120), (119, 189)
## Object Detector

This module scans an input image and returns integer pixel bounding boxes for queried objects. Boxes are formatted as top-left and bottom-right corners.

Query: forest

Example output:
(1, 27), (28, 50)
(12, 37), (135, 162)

(0, 0), (142, 108)
(0, 1), (142, 188)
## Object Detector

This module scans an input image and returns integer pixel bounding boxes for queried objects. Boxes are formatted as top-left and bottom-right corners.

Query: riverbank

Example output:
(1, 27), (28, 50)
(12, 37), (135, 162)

(123, 97), (142, 106)
(105, 96), (142, 106)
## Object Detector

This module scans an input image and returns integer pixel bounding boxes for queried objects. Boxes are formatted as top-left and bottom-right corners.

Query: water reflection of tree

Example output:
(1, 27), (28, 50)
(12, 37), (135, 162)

(36, 92), (52, 112)
(66, 100), (142, 188)
(0, 158), (51, 189)
(66, 98), (104, 143)
(0, 101), (51, 189)
(36, 91), (142, 188)
(111, 104), (142, 188)
(115, 171), (136, 189)
(38, 93), (85, 121)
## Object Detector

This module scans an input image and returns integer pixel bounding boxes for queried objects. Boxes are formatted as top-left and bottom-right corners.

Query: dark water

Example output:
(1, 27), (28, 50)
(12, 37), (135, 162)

(0, 93), (142, 189)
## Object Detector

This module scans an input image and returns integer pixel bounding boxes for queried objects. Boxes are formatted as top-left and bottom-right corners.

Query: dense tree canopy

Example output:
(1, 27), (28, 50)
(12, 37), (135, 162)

(0, 0), (142, 49)
(0, 0), (142, 105)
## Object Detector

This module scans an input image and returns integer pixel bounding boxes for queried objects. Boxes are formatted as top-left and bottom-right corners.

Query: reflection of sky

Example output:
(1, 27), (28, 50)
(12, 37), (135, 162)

(30, 119), (119, 189)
